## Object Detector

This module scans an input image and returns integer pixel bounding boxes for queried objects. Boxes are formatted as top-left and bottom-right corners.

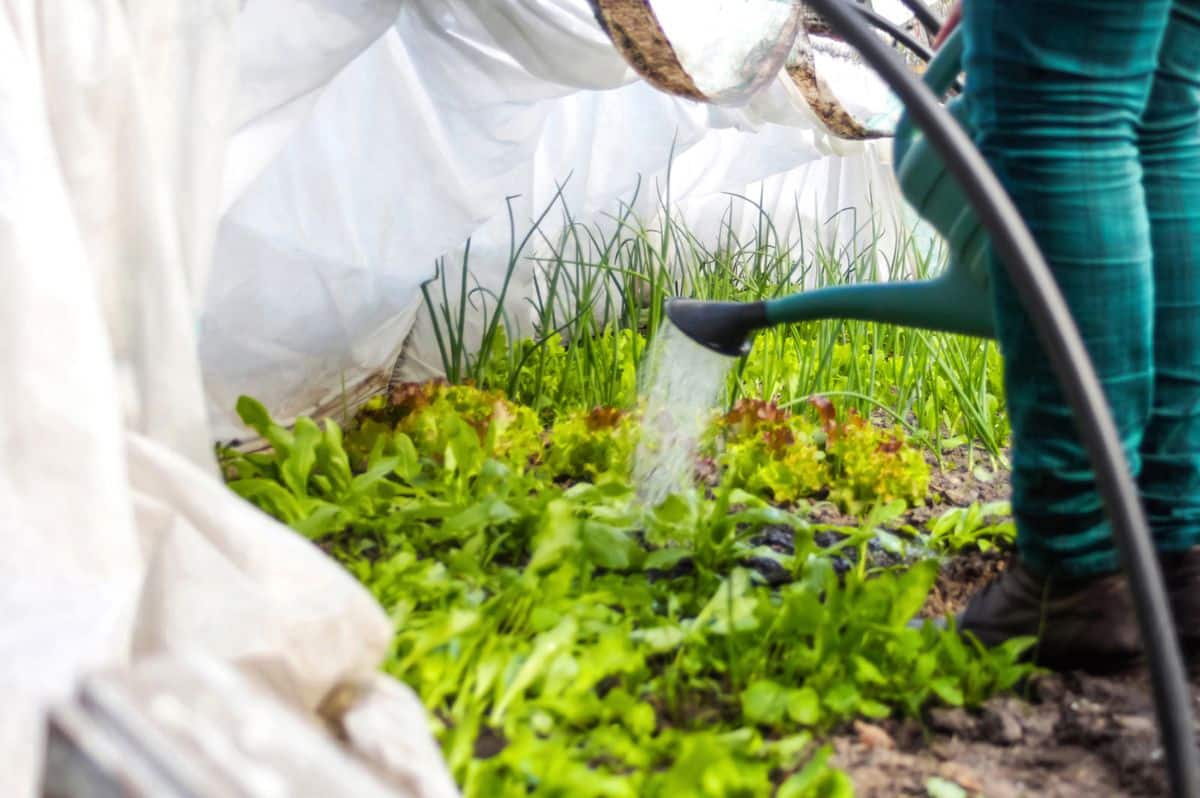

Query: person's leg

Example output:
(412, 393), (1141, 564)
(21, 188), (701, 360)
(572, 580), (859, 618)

(1139, 1), (1200, 555)
(964, 0), (1168, 575)
(1138, 0), (1200, 660)
(956, 0), (1171, 668)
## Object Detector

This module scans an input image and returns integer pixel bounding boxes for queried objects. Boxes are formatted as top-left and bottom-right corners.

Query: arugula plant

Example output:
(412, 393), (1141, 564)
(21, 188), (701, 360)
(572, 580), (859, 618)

(927, 501), (1016, 554)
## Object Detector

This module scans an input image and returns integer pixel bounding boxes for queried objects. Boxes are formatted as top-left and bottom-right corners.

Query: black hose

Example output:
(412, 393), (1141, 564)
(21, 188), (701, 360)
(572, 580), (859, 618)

(890, 0), (942, 37)
(846, 7), (963, 95)
(804, 0), (1200, 795)
(852, 4), (935, 63)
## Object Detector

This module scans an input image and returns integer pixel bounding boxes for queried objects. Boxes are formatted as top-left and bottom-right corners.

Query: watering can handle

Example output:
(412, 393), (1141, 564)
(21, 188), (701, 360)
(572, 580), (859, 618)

(893, 28), (964, 164)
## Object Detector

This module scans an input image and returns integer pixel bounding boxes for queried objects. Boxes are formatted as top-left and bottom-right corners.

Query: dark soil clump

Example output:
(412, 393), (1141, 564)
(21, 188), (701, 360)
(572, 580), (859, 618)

(920, 548), (1008, 619)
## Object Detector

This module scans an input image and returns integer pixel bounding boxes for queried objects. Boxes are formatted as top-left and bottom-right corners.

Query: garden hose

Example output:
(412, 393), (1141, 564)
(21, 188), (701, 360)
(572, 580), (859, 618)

(851, 3), (935, 64)
(803, 0), (1200, 795)
(889, 0), (942, 38)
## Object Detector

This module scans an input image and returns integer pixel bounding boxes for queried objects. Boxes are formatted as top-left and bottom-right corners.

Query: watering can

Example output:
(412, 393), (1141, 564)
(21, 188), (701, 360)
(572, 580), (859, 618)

(667, 30), (996, 356)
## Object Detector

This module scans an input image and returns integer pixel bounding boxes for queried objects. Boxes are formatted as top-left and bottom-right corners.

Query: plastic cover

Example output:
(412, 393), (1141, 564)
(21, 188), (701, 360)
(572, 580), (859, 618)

(1, 2), (410, 796)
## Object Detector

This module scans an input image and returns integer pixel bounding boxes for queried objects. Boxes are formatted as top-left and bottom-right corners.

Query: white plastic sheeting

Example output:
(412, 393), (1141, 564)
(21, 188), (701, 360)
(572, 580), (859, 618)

(202, 0), (912, 438)
(0, 2), (444, 796)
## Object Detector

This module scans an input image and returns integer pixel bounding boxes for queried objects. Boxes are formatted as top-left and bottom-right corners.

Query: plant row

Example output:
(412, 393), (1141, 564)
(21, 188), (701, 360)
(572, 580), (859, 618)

(221, 382), (1026, 797)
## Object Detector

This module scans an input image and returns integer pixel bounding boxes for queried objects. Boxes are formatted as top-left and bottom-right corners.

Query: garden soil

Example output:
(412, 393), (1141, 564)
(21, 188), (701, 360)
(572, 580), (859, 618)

(830, 666), (1200, 797)
(830, 452), (1200, 797)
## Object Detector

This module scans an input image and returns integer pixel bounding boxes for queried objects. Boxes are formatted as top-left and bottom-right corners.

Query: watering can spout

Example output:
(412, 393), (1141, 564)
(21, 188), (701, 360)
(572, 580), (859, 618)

(665, 299), (768, 357)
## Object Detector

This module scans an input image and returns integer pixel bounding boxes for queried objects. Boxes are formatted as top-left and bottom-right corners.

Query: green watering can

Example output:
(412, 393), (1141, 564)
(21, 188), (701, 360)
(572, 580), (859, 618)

(667, 30), (995, 356)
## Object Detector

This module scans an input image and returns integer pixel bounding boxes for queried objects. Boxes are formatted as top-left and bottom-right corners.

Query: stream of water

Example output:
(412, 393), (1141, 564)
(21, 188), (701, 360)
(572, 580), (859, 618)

(633, 322), (736, 507)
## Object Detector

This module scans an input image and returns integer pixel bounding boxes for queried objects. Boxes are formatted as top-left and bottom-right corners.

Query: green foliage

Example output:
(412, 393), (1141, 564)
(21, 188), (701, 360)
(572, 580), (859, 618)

(737, 326), (1010, 462)
(400, 383), (544, 468)
(226, 178), (1026, 794)
(477, 327), (641, 421)
(822, 410), (931, 515)
(543, 407), (637, 482)
(927, 501), (1016, 554)
(341, 381), (543, 473)
(715, 399), (827, 505)
(224, 397), (371, 540)
(419, 183), (1011, 457)
(221, 385), (1032, 796)
(713, 398), (930, 514)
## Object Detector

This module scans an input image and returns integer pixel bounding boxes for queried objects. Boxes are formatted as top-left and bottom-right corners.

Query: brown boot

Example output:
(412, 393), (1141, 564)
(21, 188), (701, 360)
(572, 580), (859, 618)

(1161, 546), (1200, 667)
(958, 558), (1143, 673)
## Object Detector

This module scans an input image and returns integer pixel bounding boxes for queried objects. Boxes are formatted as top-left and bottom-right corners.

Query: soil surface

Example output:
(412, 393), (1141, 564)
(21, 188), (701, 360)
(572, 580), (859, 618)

(830, 667), (1200, 796)
(831, 607), (1200, 797)
(826, 451), (1200, 797)
(920, 548), (1008, 621)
